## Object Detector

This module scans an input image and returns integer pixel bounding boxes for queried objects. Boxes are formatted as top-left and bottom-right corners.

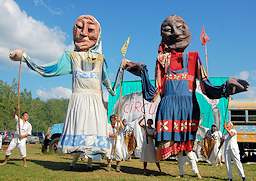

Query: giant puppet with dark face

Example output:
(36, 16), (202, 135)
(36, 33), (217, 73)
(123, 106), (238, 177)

(160, 15), (191, 52)
(9, 15), (122, 167)
(123, 15), (249, 178)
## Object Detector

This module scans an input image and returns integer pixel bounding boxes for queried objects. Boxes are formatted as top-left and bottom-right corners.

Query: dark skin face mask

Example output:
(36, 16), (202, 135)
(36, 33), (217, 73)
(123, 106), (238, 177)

(161, 15), (191, 52)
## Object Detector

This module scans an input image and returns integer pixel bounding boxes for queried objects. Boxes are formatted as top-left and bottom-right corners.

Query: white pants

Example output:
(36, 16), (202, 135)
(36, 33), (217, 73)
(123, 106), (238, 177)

(177, 151), (199, 175)
(224, 148), (245, 179)
(6, 138), (27, 158)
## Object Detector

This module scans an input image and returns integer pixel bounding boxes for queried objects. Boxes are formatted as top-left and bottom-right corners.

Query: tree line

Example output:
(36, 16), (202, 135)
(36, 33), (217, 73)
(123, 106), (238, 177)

(0, 79), (68, 133)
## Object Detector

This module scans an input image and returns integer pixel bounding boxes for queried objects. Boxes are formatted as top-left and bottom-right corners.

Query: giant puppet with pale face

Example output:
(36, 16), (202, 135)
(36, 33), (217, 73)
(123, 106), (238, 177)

(9, 15), (123, 166)
(73, 15), (100, 52)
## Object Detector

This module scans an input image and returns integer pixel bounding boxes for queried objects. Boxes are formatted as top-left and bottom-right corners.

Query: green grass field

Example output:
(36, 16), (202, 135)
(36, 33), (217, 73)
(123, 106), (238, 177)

(0, 144), (255, 181)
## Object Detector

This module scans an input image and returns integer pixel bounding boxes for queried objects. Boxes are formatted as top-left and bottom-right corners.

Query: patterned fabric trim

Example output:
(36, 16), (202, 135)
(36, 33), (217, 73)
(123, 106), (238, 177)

(156, 140), (194, 160)
(74, 70), (98, 79)
(165, 73), (194, 81)
(156, 119), (199, 133)
(60, 135), (110, 149)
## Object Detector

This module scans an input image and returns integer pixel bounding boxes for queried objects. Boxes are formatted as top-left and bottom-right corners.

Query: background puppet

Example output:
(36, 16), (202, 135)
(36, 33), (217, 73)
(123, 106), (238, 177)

(123, 15), (249, 178)
(9, 15), (123, 168)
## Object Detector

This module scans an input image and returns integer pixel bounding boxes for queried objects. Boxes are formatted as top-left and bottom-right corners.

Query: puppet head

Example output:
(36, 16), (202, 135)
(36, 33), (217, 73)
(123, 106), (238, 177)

(73, 15), (101, 52)
(161, 15), (191, 52)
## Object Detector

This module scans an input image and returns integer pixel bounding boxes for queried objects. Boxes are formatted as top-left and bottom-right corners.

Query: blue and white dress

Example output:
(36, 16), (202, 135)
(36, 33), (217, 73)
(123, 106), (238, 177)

(23, 32), (117, 159)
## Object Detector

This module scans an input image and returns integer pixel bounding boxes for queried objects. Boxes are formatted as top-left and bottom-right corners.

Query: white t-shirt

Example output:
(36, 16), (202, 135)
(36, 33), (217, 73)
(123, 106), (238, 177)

(224, 129), (239, 151)
(14, 115), (32, 141)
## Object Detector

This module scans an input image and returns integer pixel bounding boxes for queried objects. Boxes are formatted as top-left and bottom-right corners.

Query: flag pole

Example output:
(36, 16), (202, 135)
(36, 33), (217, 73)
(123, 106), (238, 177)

(200, 26), (210, 75)
(204, 43), (209, 75)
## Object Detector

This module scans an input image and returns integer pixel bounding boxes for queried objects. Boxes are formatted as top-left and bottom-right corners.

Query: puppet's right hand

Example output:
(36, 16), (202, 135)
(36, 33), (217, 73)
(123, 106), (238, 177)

(9, 49), (26, 62)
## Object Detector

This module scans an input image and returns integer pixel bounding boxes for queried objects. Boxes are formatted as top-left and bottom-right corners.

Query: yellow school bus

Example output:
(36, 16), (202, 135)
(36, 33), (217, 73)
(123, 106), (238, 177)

(229, 100), (256, 162)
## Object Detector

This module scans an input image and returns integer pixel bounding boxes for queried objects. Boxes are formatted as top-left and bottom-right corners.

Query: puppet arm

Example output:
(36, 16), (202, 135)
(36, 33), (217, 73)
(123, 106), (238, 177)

(102, 60), (116, 96)
(197, 59), (249, 99)
(9, 49), (72, 77)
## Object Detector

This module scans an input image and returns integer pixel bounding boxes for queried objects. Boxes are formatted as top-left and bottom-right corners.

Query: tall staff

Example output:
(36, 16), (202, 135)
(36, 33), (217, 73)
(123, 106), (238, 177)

(200, 26), (210, 75)
(111, 37), (131, 156)
(17, 60), (22, 139)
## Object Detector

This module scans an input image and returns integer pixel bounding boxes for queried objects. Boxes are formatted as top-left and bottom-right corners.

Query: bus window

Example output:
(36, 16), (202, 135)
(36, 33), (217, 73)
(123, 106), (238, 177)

(230, 110), (246, 123)
(248, 110), (256, 122)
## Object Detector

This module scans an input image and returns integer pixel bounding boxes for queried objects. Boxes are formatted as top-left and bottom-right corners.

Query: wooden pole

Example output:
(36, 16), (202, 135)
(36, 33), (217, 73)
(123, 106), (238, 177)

(17, 61), (22, 139)
(204, 44), (209, 75)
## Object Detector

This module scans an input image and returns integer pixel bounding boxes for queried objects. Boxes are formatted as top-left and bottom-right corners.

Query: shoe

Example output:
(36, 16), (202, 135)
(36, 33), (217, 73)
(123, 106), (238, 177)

(196, 173), (202, 179)
(23, 163), (28, 168)
(106, 164), (111, 172)
(0, 156), (9, 166)
(0, 160), (7, 166)
(116, 165), (121, 172)
(176, 175), (184, 178)
(242, 177), (246, 181)
(23, 158), (28, 168)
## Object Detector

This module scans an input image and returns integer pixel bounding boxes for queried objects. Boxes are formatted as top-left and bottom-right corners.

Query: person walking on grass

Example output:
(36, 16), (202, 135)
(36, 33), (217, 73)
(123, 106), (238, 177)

(0, 112), (32, 167)
(221, 122), (246, 181)
(139, 118), (161, 175)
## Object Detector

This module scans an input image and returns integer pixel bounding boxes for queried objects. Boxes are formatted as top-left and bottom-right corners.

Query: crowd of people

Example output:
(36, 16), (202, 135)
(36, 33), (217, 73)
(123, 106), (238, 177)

(0, 111), (247, 181)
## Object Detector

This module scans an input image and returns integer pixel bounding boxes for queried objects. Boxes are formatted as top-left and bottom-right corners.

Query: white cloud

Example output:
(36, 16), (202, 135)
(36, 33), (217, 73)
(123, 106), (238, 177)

(36, 86), (72, 101)
(234, 70), (256, 101)
(245, 86), (256, 100)
(239, 71), (250, 80)
(0, 0), (70, 65)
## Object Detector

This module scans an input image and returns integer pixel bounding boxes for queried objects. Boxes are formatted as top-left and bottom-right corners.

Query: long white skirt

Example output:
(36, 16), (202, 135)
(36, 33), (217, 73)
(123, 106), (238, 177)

(58, 91), (110, 158)
(107, 135), (128, 161)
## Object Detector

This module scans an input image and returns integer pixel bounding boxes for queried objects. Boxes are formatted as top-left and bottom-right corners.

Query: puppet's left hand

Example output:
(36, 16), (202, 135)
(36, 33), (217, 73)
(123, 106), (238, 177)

(9, 49), (26, 62)
(224, 78), (249, 96)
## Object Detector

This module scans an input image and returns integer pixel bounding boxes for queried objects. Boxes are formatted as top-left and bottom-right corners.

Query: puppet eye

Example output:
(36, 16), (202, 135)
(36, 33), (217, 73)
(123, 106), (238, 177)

(88, 28), (94, 33)
(76, 24), (83, 29)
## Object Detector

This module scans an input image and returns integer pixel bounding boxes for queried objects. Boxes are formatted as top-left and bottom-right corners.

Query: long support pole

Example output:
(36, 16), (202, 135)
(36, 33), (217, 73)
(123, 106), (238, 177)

(204, 44), (209, 75)
(17, 61), (22, 139)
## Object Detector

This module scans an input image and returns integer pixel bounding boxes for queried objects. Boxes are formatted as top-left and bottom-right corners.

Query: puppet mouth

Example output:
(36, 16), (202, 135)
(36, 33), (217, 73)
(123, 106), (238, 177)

(74, 41), (91, 51)
(163, 34), (190, 45)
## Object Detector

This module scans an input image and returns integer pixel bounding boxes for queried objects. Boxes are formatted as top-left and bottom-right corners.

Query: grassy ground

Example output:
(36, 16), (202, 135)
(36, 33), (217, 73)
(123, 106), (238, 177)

(0, 144), (255, 181)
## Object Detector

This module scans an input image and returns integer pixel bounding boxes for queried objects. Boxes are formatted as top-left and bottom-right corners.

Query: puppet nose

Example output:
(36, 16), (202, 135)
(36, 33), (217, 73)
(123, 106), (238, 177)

(81, 28), (89, 37)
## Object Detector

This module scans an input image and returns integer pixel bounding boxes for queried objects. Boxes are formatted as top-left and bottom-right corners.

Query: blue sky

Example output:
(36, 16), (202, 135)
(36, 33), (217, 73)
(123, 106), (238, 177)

(0, 0), (255, 100)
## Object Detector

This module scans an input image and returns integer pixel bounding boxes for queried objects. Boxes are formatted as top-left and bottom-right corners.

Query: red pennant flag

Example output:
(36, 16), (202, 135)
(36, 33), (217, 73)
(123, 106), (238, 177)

(200, 26), (209, 46)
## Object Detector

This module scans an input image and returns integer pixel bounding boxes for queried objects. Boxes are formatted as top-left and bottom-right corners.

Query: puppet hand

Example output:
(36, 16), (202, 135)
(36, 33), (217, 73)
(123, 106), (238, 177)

(9, 49), (26, 62)
(224, 78), (249, 96)
(120, 58), (129, 69)
(125, 61), (145, 76)
(152, 92), (160, 103)
(108, 88), (116, 96)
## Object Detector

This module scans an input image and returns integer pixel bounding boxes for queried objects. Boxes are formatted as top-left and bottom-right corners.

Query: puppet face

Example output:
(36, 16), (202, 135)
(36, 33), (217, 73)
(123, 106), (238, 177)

(161, 15), (191, 52)
(73, 16), (100, 51)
